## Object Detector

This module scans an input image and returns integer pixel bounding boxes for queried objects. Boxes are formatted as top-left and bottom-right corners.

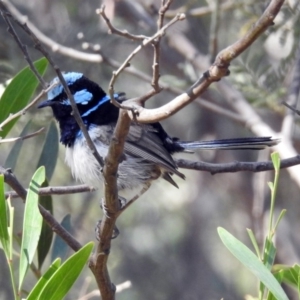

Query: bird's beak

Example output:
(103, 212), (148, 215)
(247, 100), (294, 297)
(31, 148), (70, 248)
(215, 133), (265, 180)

(37, 100), (52, 108)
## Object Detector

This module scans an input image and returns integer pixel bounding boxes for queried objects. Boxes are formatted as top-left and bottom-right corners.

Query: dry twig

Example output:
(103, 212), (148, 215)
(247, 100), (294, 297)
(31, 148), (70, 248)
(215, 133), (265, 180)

(0, 127), (45, 144)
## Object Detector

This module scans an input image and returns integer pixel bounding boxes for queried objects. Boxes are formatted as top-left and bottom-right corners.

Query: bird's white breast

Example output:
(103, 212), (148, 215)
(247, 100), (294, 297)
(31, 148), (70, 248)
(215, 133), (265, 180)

(65, 127), (108, 187)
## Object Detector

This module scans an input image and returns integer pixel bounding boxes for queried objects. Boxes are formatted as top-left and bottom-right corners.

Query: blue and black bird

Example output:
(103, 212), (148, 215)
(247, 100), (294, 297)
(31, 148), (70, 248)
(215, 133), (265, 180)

(38, 72), (278, 197)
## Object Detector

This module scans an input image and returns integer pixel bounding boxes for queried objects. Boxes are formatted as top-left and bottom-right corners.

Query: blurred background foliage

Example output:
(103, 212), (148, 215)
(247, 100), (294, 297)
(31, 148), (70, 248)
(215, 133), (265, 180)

(0, 0), (300, 299)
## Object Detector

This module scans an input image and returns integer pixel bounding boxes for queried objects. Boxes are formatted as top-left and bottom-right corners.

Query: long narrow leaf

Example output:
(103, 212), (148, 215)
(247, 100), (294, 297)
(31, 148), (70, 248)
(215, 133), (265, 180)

(0, 175), (9, 257)
(27, 258), (61, 300)
(36, 121), (59, 180)
(38, 242), (94, 300)
(51, 214), (73, 262)
(19, 166), (45, 291)
(0, 57), (48, 138)
(218, 227), (288, 300)
(4, 120), (32, 170)
(37, 180), (53, 269)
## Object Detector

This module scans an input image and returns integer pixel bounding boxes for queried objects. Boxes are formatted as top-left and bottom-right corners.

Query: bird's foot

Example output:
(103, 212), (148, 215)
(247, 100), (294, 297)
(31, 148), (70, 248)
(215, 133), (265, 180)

(95, 219), (120, 241)
(100, 196), (127, 216)
(118, 196), (127, 209)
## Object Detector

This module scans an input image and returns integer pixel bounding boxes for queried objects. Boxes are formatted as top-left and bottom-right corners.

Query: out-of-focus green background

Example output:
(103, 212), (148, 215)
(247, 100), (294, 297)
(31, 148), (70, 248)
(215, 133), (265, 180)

(0, 0), (299, 299)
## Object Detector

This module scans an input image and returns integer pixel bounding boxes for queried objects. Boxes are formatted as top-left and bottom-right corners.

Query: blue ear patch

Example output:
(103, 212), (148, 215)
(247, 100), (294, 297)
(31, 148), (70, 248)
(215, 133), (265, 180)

(47, 72), (83, 100)
(73, 89), (93, 104)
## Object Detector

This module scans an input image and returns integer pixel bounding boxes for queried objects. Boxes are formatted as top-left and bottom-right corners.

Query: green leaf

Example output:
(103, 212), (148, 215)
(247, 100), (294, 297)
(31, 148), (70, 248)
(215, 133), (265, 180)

(0, 175), (9, 257)
(271, 152), (281, 171)
(274, 264), (300, 287)
(19, 166), (45, 292)
(0, 57), (48, 138)
(36, 121), (59, 180)
(4, 120), (32, 170)
(51, 215), (72, 262)
(247, 228), (261, 259)
(38, 242), (94, 300)
(27, 258), (61, 300)
(267, 290), (278, 300)
(218, 227), (288, 300)
(263, 238), (276, 270)
(298, 272), (300, 299)
(268, 182), (274, 192)
(37, 180), (53, 270)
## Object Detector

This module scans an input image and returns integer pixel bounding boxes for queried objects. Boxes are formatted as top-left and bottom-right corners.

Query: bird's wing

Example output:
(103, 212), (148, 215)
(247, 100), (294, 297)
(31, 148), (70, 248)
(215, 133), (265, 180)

(124, 124), (185, 180)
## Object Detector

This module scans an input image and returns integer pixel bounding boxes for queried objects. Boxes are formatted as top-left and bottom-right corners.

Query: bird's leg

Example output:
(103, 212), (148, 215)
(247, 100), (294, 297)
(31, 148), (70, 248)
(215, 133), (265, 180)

(121, 182), (152, 211)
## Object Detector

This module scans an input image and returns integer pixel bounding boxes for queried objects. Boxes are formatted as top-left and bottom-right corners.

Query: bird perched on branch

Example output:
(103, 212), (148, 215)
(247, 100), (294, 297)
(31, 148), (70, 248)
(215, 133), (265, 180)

(38, 72), (279, 198)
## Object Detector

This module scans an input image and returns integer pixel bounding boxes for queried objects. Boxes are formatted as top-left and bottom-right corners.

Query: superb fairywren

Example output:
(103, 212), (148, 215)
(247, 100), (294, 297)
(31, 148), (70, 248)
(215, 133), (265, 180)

(38, 72), (278, 196)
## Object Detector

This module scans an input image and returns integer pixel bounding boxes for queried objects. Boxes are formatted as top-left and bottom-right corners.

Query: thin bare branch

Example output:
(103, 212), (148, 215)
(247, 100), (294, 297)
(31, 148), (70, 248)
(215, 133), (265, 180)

(176, 155), (300, 174)
(151, 0), (173, 92)
(0, 127), (45, 144)
(165, 0), (256, 18)
(97, 5), (148, 41)
(158, 0), (173, 27)
(5, 184), (95, 199)
(208, 0), (221, 63)
(105, 12), (185, 108)
(215, 1), (283, 64)
(78, 281), (132, 300)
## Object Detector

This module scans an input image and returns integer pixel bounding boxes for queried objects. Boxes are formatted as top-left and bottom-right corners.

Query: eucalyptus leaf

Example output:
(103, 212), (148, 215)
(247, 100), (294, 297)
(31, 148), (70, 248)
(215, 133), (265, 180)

(37, 180), (53, 270)
(19, 166), (45, 291)
(218, 227), (288, 300)
(51, 214), (73, 262)
(27, 258), (61, 300)
(36, 121), (58, 180)
(0, 57), (48, 138)
(0, 175), (9, 257)
(4, 120), (32, 170)
(38, 242), (94, 300)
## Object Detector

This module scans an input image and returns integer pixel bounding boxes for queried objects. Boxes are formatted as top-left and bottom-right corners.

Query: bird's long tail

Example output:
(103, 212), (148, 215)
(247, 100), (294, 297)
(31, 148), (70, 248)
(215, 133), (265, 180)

(176, 136), (279, 150)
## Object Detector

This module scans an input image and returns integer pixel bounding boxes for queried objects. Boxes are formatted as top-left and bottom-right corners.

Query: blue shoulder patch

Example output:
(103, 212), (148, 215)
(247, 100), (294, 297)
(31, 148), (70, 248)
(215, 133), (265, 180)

(47, 72), (83, 100)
